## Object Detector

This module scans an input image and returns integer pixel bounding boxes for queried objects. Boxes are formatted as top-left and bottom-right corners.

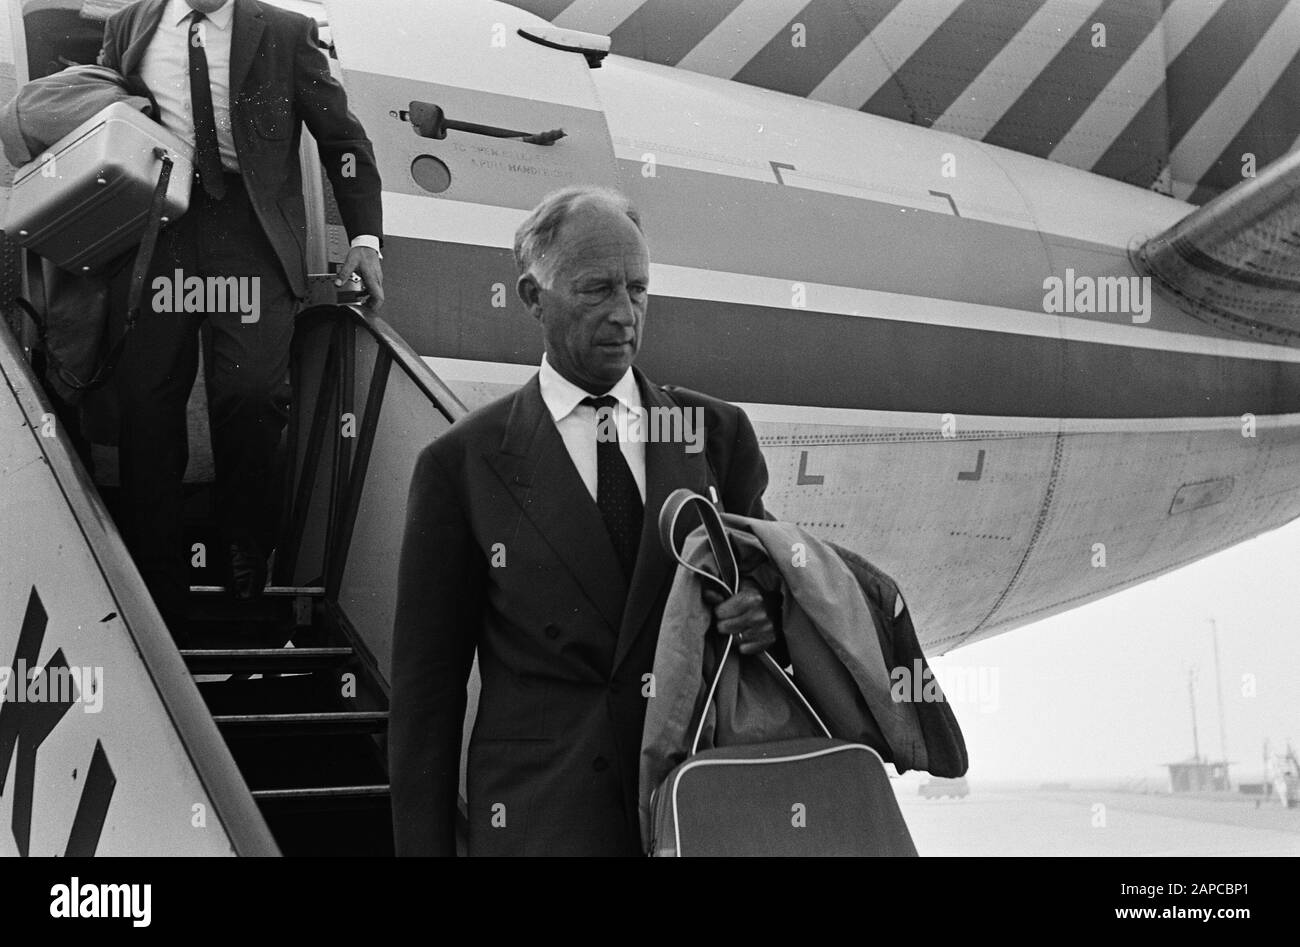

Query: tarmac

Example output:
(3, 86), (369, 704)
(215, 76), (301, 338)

(893, 784), (1300, 856)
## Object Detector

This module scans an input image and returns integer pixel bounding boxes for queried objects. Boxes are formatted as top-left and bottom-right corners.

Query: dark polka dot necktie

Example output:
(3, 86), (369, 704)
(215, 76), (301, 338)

(582, 395), (643, 579)
(187, 10), (226, 200)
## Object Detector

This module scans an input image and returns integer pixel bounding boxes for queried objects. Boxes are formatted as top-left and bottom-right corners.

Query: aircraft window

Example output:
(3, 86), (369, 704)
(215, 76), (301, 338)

(410, 155), (450, 194)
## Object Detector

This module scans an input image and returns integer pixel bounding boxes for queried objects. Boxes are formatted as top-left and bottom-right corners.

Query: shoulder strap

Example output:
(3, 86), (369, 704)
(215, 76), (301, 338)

(659, 385), (724, 507)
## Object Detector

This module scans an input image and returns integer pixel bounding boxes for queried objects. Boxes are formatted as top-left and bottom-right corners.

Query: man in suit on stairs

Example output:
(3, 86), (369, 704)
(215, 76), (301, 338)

(97, 0), (384, 630)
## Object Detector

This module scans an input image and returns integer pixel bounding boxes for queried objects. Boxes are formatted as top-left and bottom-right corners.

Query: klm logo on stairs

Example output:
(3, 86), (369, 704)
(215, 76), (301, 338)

(0, 588), (115, 856)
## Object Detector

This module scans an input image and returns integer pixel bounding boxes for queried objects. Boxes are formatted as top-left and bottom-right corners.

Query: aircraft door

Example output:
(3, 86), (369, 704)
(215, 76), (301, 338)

(323, 0), (619, 217)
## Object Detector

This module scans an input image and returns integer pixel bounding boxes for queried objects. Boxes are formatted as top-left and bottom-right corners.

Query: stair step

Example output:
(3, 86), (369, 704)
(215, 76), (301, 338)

(181, 647), (353, 674)
(252, 784), (393, 818)
(196, 674), (355, 715)
(183, 587), (322, 628)
(217, 730), (388, 789)
(214, 711), (388, 736)
(253, 785), (390, 802)
(189, 586), (325, 597)
(182, 622), (301, 651)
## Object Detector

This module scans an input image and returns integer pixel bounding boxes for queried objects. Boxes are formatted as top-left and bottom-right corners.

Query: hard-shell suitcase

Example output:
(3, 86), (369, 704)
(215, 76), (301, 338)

(648, 489), (918, 857)
(4, 101), (193, 273)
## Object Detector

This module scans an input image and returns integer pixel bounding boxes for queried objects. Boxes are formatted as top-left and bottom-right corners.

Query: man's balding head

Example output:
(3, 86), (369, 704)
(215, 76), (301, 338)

(514, 186), (643, 290)
(515, 187), (650, 394)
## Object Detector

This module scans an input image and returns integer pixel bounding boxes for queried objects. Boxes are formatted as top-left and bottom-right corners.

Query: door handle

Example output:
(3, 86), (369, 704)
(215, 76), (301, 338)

(394, 101), (566, 146)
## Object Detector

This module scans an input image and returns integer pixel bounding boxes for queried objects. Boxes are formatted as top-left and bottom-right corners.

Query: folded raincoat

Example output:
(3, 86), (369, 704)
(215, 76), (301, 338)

(0, 64), (152, 166)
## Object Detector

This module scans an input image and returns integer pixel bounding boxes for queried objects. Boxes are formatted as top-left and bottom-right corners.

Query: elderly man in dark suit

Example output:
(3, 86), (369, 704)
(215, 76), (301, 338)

(97, 0), (384, 627)
(390, 186), (780, 857)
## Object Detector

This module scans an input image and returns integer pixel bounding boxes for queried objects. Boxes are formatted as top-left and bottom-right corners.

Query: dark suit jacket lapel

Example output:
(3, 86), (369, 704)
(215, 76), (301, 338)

(485, 376), (629, 635)
(230, 0), (266, 97)
(612, 371), (710, 673)
(119, 0), (169, 76)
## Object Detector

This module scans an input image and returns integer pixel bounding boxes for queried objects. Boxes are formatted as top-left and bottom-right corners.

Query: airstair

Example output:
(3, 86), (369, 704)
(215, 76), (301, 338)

(0, 302), (465, 855)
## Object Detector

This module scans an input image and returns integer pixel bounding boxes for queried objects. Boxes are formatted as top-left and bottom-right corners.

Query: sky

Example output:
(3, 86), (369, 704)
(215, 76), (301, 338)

(928, 517), (1300, 786)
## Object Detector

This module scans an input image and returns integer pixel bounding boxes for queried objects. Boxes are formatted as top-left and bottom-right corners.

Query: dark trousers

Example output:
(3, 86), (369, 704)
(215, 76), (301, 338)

(111, 172), (297, 624)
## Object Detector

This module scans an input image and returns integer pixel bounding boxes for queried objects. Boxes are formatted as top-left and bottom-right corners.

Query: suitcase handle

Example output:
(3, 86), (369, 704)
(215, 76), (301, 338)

(658, 489), (832, 754)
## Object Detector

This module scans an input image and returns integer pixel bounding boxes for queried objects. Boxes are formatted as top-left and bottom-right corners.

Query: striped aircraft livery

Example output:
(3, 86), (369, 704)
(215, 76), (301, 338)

(510, 0), (1300, 205)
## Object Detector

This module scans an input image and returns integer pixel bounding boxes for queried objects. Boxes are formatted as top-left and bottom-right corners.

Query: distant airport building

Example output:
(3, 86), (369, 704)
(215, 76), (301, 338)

(1164, 758), (1231, 793)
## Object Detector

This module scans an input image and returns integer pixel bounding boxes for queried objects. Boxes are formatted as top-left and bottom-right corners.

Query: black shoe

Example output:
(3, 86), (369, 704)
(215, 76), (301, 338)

(227, 543), (268, 601)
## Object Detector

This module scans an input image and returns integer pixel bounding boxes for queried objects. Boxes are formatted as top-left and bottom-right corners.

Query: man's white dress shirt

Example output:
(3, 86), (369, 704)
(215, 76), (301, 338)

(539, 355), (647, 504)
(141, 0), (239, 170)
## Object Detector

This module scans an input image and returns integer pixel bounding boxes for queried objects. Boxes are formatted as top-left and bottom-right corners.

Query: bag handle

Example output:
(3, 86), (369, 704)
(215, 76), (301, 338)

(658, 488), (832, 754)
(658, 486), (738, 598)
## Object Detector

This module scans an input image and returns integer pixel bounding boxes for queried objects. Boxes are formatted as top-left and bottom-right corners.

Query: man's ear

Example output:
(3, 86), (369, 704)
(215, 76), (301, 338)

(517, 273), (542, 317)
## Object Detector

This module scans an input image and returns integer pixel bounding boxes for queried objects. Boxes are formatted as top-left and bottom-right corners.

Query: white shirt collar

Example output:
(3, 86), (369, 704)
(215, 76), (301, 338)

(539, 355), (642, 424)
(170, 0), (235, 30)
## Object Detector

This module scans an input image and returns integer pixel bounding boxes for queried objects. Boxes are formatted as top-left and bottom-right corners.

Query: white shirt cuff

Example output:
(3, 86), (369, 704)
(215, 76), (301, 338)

(350, 235), (382, 258)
